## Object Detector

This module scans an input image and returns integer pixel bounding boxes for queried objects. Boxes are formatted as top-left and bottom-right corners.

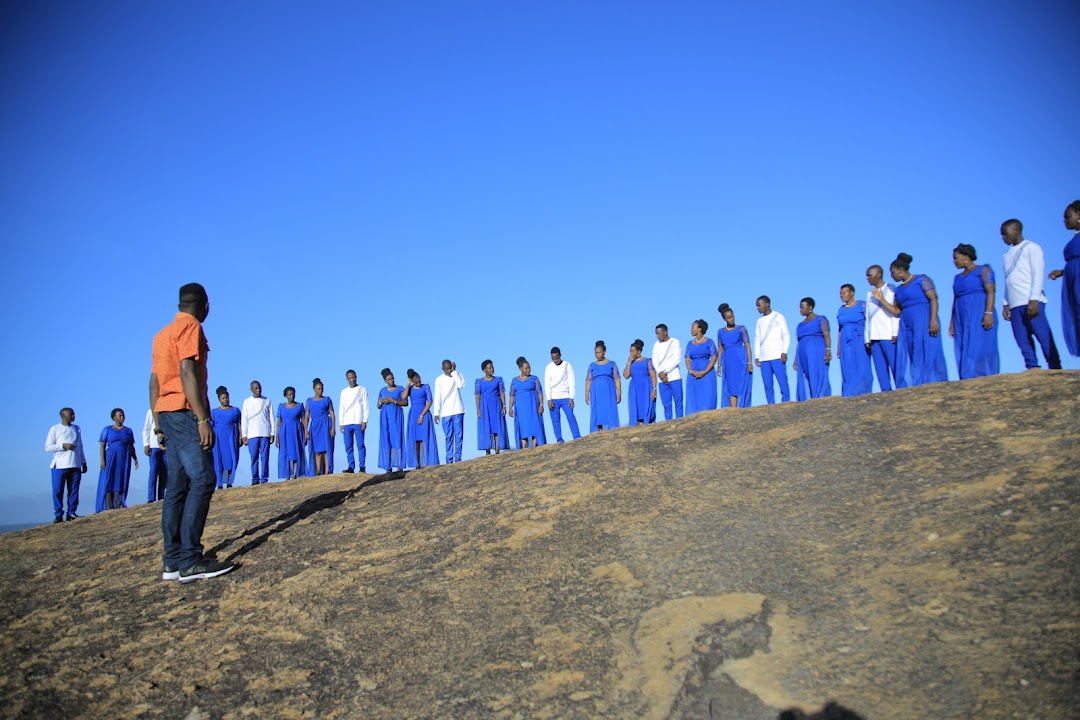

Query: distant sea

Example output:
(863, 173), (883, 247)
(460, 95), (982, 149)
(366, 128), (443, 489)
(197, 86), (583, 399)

(0, 522), (43, 534)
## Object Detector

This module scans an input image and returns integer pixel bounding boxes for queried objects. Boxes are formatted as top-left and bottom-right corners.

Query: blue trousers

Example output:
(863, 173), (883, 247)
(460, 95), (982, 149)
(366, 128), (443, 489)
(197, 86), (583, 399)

(760, 359), (790, 403)
(248, 436), (270, 484)
(51, 467), (81, 520)
(1009, 303), (1062, 369)
(159, 410), (217, 569)
(147, 448), (167, 501)
(869, 340), (897, 392)
(342, 424), (367, 470)
(549, 398), (581, 442)
(657, 380), (683, 420)
(441, 414), (464, 462)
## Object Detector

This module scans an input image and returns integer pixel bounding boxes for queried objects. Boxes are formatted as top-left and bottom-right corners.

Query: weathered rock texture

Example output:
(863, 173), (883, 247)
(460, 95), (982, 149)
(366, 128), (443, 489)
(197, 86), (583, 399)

(2, 371), (1078, 719)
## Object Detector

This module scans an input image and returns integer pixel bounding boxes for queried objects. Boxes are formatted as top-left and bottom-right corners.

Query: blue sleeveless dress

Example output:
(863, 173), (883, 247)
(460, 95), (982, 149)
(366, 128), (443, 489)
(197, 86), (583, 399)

(717, 325), (753, 408)
(211, 406), (241, 487)
(510, 375), (547, 447)
(894, 274), (948, 387)
(276, 402), (306, 479)
(836, 302), (872, 396)
(406, 383), (440, 468)
(588, 361), (620, 430)
(305, 396), (335, 475)
(626, 358), (655, 424)
(96, 425), (135, 512)
(952, 265), (1000, 379)
(378, 386), (405, 471)
(1061, 232), (1080, 356)
(684, 338), (718, 414)
(475, 376), (509, 451)
(796, 316), (832, 400)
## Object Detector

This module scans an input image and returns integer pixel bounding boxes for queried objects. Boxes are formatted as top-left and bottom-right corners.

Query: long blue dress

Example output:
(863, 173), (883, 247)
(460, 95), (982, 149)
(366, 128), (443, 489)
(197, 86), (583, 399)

(588, 361), (621, 430)
(211, 406), (241, 488)
(627, 358), (656, 424)
(1061, 232), (1080, 357)
(952, 265), (1000, 379)
(684, 338), (718, 414)
(510, 375), (547, 447)
(96, 425), (135, 512)
(894, 274), (949, 387)
(796, 316), (833, 400)
(276, 402), (306, 479)
(305, 396), (335, 475)
(717, 325), (753, 408)
(475, 376), (509, 451)
(378, 386), (406, 471)
(406, 384), (440, 468)
(836, 302), (873, 397)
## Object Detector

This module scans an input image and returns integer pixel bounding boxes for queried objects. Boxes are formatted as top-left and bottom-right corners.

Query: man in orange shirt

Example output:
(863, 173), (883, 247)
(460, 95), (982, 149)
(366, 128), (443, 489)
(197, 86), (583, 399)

(150, 283), (235, 583)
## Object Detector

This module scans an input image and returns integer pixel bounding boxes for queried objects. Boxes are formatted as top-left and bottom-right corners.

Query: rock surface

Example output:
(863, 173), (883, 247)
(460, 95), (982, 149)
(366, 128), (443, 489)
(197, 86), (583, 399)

(2, 371), (1078, 719)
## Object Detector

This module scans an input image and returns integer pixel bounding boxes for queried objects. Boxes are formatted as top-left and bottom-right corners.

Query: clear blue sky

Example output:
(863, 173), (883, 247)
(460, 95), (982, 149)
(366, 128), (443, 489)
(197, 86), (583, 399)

(2, 1), (1076, 524)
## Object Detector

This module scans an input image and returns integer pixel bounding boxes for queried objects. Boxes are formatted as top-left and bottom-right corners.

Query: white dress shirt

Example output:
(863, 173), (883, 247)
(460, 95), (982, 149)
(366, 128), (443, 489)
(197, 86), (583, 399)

(338, 385), (370, 426)
(142, 409), (162, 449)
(1003, 239), (1047, 308)
(241, 396), (275, 438)
(45, 423), (86, 469)
(433, 371), (466, 417)
(544, 361), (576, 400)
(755, 311), (791, 361)
(865, 283), (901, 342)
(651, 338), (683, 382)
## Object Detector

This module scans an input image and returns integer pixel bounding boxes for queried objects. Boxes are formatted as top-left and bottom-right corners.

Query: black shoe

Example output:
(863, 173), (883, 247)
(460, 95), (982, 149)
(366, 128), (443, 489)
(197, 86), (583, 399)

(179, 558), (235, 584)
(343, 467), (354, 474)
(53, 517), (63, 524)
(66, 513), (80, 520)
(358, 467), (365, 473)
(161, 564), (180, 581)
(226, 484), (232, 488)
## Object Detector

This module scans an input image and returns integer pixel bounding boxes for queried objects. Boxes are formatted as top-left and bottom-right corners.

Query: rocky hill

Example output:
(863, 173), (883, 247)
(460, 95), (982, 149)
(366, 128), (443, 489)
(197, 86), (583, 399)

(2, 371), (1078, 719)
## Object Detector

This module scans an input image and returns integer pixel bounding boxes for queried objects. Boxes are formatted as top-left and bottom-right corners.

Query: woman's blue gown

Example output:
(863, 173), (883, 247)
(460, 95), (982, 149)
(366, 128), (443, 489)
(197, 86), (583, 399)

(895, 274), (949, 387)
(211, 406), (240, 487)
(588, 361), (620, 430)
(952, 265), (1000, 379)
(475, 376), (509, 451)
(276, 403), (306, 479)
(796, 316), (833, 400)
(1061, 232), (1080, 357)
(96, 425), (135, 512)
(378, 386), (406, 471)
(684, 338), (718, 414)
(510, 375), (547, 447)
(627, 358), (656, 424)
(406, 384), (440, 468)
(836, 302), (873, 397)
(717, 325), (753, 408)
(305, 396), (335, 476)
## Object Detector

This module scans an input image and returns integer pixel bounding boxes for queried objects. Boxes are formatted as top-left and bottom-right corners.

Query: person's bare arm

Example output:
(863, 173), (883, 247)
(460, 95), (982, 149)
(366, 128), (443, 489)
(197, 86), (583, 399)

(180, 358), (214, 450)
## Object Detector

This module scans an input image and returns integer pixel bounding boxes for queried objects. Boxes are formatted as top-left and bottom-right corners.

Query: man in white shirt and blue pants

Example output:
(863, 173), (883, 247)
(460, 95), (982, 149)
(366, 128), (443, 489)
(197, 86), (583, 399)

(754, 295), (791, 403)
(339, 369), (369, 473)
(864, 265), (900, 391)
(651, 325), (683, 420)
(545, 347), (581, 442)
(45, 407), (87, 522)
(1001, 219), (1061, 369)
(142, 408), (167, 501)
(241, 380), (275, 485)
(434, 360), (466, 463)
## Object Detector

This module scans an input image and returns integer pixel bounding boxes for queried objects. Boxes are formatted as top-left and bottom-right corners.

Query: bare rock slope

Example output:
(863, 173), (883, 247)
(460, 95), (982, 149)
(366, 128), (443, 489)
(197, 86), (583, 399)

(2, 371), (1078, 719)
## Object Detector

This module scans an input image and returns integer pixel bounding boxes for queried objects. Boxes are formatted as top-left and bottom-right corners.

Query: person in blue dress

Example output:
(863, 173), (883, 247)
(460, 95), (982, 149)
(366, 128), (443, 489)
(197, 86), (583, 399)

(586, 340), (621, 431)
(211, 386), (241, 489)
(404, 369), (440, 469)
(794, 298), (833, 400)
(275, 387), (306, 480)
(715, 304), (753, 408)
(475, 359), (509, 454)
(684, 320), (718, 414)
(509, 357), (547, 448)
(304, 378), (336, 476)
(1049, 200), (1080, 357)
(949, 244), (1000, 379)
(96, 408), (137, 512)
(622, 339), (656, 425)
(835, 286), (873, 397)
(377, 369), (407, 472)
(872, 253), (948, 387)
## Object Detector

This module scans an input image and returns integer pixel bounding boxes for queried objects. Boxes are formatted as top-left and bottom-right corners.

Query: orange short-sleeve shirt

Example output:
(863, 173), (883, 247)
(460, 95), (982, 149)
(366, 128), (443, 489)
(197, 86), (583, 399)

(152, 312), (210, 412)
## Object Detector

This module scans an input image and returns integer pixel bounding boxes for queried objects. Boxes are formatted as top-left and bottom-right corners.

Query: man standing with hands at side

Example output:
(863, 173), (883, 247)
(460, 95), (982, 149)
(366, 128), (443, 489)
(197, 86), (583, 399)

(433, 360), (466, 463)
(241, 380), (275, 485)
(339, 369), (369, 473)
(1001, 218), (1062, 370)
(151, 282), (234, 583)
(45, 407), (87, 522)
(754, 295), (792, 404)
(651, 324), (683, 420)
(544, 347), (581, 442)
(864, 265), (900, 391)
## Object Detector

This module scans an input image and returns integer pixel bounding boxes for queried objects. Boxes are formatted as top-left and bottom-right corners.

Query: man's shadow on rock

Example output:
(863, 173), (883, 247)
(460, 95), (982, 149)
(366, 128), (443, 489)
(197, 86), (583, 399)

(207, 472), (405, 563)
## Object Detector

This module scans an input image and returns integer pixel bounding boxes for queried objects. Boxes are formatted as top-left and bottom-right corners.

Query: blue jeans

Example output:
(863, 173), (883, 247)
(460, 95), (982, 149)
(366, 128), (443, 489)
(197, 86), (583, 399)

(869, 340), (896, 392)
(342, 424), (366, 470)
(1009, 303), (1062, 369)
(760, 359), (790, 403)
(441, 414), (464, 462)
(248, 436), (270, 484)
(549, 399), (581, 441)
(657, 380), (683, 420)
(51, 467), (81, 520)
(159, 410), (217, 569)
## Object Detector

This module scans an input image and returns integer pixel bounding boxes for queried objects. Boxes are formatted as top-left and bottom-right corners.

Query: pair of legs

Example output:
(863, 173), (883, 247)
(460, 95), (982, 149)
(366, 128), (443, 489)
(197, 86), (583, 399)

(342, 424), (366, 471)
(868, 340), (897, 391)
(441, 414), (464, 462)
(147, 448), (167, 501)
(759, 359), (790, 403)
(1009, 304), (1062, 369)
(51, 467), (81, 521)
(549, 399), (580, 442)
(159, 410), (217, 571)
(657, 381), (683, 420)
(248, 436), (270, 484)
